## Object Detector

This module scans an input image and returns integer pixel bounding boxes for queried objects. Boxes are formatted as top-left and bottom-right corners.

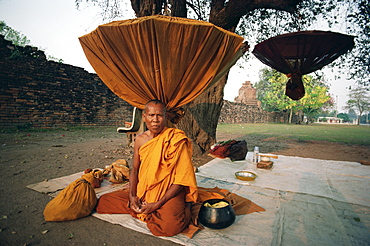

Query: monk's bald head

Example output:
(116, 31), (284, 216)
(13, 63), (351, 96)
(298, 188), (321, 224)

(144, 99), (166, 115)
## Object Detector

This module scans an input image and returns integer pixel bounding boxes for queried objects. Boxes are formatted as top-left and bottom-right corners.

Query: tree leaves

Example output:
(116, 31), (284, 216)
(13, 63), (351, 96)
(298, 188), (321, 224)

(255, 68), (331, 121)
(344, 86), (370, 119)
(0, 21), (31, 47)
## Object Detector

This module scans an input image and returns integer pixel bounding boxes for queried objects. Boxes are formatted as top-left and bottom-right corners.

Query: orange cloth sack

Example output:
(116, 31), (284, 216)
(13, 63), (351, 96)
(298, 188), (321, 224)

(83, 169), (104, 188)
(102, 159), (130, 184)
(43, 177), (97, 221)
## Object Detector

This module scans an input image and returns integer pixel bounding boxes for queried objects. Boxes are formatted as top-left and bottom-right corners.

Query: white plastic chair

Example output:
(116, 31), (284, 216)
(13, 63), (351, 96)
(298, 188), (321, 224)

(117, 107), (145, 146)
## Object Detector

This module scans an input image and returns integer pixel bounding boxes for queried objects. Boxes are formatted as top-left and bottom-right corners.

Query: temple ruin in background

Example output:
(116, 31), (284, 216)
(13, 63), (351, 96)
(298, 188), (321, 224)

(234, 81), (261, 107)
(219, 81), (289, 124)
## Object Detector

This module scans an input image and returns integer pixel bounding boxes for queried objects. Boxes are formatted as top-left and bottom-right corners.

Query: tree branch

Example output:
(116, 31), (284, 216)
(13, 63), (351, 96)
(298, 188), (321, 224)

(209, 0), (302, 30)
(185, 1), (204, 20)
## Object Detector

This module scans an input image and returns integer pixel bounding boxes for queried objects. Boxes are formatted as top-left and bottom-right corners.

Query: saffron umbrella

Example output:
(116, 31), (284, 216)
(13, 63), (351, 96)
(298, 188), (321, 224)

(252, 31), (355, 100)
(79, 15), (246, 123)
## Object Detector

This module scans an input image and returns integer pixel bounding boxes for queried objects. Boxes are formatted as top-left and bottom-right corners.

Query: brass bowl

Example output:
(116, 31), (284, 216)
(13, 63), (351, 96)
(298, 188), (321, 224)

(235, 171), (257, 181)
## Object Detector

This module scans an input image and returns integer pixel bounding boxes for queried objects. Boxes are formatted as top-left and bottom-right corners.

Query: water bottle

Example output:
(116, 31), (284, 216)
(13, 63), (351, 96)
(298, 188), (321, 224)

(253, 146), (259, 163)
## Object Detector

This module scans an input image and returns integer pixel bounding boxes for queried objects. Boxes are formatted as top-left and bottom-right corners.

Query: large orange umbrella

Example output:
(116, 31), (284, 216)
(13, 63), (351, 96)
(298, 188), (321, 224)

(252, 31), (355, 100)
(79, 15), (245, 122)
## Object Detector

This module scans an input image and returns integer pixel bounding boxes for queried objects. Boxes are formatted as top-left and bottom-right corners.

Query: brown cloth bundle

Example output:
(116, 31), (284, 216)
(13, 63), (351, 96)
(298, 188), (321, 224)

(209, 140), (248, 161)
(43, 171), (101, 221)
(103, 159), (130, 184)
(210, 140), (238, 158)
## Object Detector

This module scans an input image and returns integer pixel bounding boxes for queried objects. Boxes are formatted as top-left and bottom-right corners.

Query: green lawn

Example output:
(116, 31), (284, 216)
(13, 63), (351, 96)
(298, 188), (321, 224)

(1, 123), (369, 146)
(217, 123), (370, 146)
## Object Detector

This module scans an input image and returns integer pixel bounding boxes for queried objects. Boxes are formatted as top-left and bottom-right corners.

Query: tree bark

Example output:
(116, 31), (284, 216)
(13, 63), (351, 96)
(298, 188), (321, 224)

(209, 0), (300, 30)
(175, 75), (228, 156)
(169, 0), (187, 17)
(131, 0), (166, 17)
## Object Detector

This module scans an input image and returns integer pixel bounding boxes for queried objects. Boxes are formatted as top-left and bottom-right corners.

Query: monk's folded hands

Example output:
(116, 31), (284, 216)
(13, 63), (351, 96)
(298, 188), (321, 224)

(139, 201), (162, 214)
(129, 195), (142, 213)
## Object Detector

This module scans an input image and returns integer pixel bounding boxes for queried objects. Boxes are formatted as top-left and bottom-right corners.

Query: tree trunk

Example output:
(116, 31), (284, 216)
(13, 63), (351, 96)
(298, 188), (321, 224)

(169, 0), (187, 17)
(176, 75), (228, 156)
(289, 108), (293, 123)
(131, 0), (187, 17)
(131, 0), (166, 17)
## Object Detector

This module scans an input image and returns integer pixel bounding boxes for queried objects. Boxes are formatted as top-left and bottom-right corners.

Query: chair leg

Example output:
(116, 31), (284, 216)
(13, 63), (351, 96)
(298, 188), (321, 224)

(127, 134), (133, 147)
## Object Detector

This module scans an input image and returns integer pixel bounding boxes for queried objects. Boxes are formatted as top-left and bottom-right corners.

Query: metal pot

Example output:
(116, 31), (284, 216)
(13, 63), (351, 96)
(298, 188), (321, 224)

(198, 199), (236, 229)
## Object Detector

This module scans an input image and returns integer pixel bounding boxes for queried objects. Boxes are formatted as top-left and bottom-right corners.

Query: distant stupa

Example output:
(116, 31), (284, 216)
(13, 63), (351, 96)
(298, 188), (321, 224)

(234, 81), (261, 107)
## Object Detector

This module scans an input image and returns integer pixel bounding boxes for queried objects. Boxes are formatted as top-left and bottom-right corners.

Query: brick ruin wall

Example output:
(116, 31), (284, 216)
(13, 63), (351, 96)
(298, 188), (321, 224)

(0, 35), (133, 129)
(0, 35), (290, 129)
(219, 100), (289, 124)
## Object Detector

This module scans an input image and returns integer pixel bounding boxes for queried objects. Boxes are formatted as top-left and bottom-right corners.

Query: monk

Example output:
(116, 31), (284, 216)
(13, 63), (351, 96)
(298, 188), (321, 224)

(96, 99), (198, 237)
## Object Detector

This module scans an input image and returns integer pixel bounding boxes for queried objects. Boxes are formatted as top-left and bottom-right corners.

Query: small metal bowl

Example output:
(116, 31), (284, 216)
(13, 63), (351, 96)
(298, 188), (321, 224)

(198, 199), (236, 229)
(235, 171), (257, 181)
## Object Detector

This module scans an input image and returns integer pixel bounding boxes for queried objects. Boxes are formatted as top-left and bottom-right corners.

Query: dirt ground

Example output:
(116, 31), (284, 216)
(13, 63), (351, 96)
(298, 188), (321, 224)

(0, 129), (369, 246)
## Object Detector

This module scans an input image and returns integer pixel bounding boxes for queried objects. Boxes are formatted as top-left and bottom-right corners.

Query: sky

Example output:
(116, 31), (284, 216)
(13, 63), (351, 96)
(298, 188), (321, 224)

(0, 0), (356, 113)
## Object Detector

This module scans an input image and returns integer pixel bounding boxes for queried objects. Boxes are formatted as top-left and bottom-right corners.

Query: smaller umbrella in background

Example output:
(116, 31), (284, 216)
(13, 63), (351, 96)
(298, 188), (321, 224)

(252, 31), (355, 100)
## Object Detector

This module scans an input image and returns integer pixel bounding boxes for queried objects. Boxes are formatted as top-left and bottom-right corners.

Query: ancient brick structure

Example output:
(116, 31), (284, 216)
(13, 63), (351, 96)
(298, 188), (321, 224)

(234, 81), (261, 107)
(220, 81), (270, 123)
(0, 35), (133, 129)
(220, 81), (290, 124)
(218, 100), (287, 124)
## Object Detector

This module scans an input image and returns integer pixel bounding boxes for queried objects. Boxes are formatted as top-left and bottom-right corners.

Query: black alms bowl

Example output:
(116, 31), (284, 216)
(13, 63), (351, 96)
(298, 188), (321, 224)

(198, 199), (236, 229)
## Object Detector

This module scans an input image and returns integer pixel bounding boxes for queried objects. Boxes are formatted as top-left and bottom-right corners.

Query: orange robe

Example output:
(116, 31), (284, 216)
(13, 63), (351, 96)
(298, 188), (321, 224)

(137, 127), (197, 204)
(97, 128), (265, 238)
(97, 128), (197, 237)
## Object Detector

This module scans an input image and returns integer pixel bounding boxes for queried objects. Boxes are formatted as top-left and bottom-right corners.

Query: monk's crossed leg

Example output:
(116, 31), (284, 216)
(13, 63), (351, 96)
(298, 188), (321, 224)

(96, 189), (136, 217)
(146, 191), (191, 237)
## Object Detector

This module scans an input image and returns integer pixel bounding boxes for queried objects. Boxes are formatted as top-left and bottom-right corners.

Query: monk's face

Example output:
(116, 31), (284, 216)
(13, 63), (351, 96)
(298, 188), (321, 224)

(143, 102), (166, 134)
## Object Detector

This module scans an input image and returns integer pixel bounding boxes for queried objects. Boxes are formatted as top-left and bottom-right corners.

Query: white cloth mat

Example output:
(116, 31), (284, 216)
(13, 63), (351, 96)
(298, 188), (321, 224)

(27, 153), (370, 245)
